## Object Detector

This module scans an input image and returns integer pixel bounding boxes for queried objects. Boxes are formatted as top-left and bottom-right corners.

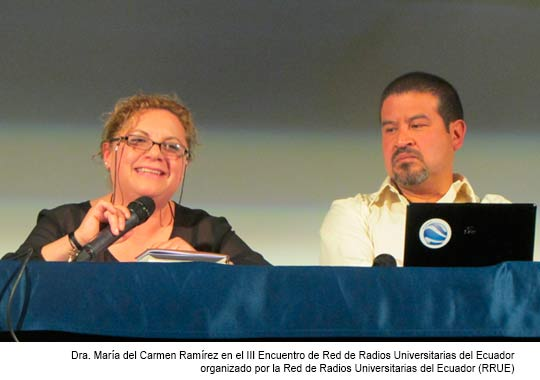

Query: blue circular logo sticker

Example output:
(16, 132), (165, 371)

(419, 218), (452, 249)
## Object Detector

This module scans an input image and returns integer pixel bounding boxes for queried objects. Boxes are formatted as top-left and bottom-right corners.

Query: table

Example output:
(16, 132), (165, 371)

(1, 261), (539, 340)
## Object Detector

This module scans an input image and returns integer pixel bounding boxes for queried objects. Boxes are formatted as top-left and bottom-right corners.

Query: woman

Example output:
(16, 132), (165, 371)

(7, 93), (269, 265)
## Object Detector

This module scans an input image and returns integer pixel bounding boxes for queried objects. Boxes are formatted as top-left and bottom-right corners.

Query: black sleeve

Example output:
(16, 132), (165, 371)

(212, 217), (271, 266)
(172, 205), (271, 266)
(2, 203), (87, 261)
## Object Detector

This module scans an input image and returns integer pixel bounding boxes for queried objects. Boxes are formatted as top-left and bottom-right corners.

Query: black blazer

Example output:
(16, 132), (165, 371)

(5, 201), (270, 266)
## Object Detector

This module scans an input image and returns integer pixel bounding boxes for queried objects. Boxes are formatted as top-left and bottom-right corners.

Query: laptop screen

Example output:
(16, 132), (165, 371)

(403, 203), (536, 267)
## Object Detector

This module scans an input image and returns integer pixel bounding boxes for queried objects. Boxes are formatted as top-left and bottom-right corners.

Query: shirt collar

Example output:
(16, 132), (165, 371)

(369, 174), (479, 206)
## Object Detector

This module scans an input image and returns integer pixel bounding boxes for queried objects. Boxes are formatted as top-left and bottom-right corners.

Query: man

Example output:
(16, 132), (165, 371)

(320, 72), (508, 266)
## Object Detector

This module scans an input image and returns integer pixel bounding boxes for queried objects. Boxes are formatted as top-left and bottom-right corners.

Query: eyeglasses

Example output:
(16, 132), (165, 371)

(111, 134), (190, 159)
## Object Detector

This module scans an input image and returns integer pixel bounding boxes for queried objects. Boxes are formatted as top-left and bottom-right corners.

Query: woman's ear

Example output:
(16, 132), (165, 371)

(102, 142), (112, 170)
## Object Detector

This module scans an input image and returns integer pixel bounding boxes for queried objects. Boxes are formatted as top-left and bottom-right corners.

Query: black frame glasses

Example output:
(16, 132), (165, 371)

(110, 135), (190, 159)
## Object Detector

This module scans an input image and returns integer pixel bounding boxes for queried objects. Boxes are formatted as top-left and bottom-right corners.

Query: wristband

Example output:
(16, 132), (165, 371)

(68, 231), (83, 251)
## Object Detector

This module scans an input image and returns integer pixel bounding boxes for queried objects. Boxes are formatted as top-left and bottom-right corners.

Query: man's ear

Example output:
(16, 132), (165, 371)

(450, 119), (467, 151)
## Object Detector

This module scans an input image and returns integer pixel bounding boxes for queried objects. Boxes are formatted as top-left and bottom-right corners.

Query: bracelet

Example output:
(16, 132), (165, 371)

(68, 231), (83, 250)
(67, 232), (83, 262)
(67, 247), (78, 263)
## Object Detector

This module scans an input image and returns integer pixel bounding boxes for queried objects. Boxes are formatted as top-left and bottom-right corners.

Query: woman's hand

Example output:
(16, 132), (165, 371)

(74, 200), (131, 246)
(41, 200), (131, 261)
(150, 237), (196, 252)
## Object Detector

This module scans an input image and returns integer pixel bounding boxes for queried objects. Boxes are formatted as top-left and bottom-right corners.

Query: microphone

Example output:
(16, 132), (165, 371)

(76, 196), (156, 262)
(372, 253), (397, 267)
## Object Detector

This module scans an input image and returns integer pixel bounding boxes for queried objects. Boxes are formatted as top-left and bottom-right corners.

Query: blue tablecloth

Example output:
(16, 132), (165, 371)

(1, 261), (539, 339)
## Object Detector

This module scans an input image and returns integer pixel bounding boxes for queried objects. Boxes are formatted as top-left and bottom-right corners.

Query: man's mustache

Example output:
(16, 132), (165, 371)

(392, 147), (423, 164)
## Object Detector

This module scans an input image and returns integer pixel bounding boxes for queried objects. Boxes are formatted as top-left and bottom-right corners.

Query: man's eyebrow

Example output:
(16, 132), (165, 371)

(381, 120), (396, 127)
(406, 114), (430, 122)
(381, 114), (431, 127)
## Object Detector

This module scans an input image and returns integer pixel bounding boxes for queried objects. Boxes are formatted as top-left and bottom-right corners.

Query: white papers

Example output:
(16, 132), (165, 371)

(136, 249), (230, 264)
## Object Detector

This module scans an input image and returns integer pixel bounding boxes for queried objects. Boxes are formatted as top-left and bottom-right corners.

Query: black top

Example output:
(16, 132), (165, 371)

(5, 201), (270, 265)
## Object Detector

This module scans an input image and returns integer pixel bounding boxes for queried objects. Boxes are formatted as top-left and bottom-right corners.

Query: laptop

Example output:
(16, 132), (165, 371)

(403, 203), (536, 267)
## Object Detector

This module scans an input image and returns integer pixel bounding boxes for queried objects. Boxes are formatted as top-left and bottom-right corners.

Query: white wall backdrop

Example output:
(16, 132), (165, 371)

(2, 125), (539, 264)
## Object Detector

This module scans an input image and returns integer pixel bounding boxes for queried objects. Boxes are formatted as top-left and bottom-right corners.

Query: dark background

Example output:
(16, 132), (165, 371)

(2, 0), (539, 131)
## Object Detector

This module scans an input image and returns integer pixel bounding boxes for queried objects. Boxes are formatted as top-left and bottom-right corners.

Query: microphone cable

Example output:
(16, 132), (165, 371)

(5, 247), (33, 342)
(177, 164), (188, 205)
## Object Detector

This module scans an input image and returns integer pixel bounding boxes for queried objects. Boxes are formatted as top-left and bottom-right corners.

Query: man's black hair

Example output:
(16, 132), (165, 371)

(380, 72), (464, 129)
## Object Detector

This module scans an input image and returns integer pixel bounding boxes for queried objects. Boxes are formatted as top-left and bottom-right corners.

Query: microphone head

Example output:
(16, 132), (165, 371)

(128, 196), (156, 223)
(373, 253), (397, 267)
